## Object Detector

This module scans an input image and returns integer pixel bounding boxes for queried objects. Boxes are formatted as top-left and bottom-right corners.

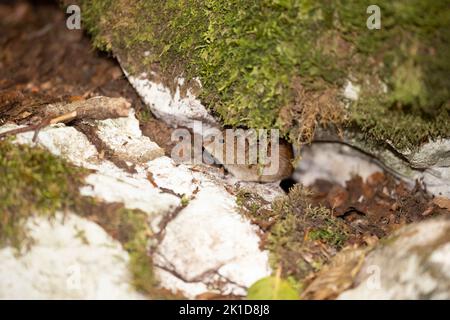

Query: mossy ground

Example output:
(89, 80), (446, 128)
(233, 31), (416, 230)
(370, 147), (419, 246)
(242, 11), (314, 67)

(241, 171), (450, 296)
(0, 140), (164, 297)
(76, 0), (450, 151)
(237, 185), (349, 291)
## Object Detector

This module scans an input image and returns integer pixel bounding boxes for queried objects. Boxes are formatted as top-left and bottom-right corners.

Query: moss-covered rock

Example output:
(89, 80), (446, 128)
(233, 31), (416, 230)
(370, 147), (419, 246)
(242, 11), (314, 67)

(0, 140), (158, 296)
(74, 0), (449, 151)
(0, 140), (87, 248)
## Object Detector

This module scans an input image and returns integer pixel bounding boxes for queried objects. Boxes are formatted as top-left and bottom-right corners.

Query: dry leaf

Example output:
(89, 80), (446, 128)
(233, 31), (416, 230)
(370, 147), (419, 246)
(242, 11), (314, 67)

(301, 246), (367, 300)
(433, 197), (450, 210)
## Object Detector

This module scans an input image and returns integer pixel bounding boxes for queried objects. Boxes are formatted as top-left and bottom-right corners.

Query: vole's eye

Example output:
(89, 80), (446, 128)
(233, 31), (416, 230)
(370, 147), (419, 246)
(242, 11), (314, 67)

(219, 138), (225, 144)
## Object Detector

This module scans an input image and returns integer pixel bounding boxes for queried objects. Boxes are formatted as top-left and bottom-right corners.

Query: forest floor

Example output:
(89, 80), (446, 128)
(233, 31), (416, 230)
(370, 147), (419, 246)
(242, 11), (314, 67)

(1, 0), (449, 299)
(0, 0), (174, 152)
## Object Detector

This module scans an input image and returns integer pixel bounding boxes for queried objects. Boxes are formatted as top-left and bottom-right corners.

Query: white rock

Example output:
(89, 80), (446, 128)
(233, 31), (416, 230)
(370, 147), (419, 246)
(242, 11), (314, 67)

(153, 183), (271, 298)
(338, 217), (450, 300)
(126, 73), (218, 132)
(0, 123), (98, 168)
(94, 109), (164, 163)
(79, 171), (180, 225)
(343, 81), (360, 101)
(294, 143), (382, 186)
(145, 156), (200, 197)
(154, 268), (209, 298)
(421, 166), (450, 198)
(405, 138), (450, 168)
(0, 115), (272, 299)
(0, 212), (145, 300)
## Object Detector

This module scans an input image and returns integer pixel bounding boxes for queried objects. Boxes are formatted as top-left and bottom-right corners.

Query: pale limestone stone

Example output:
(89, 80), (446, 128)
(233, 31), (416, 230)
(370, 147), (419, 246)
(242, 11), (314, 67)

(338, 217), (450, 300)
(0, 213), (144, 300)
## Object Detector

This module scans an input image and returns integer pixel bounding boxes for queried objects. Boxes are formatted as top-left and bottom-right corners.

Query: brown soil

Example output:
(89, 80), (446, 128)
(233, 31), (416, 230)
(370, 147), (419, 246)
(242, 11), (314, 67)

(139, 117), (179, 156)
(0, 0), (175, 153)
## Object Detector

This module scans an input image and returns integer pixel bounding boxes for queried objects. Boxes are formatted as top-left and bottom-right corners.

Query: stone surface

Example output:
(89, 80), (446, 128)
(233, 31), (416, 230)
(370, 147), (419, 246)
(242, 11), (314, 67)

(153, 183), (271, 298)
(79, 169), (180, 224)
(0, 123), (98, 168)
(125, 72), (217, 132)
(124, 65), (450, 198)
(344, 135), (450, 197)
(0, 101), (271, 298)
(294, 142), (383, 186)
(0, 212), (144, 299)
(343, 80), (360, 101)
(94, 109), (165, 163)
(338, 216), (450, 300)
(295, 139), (450, 197)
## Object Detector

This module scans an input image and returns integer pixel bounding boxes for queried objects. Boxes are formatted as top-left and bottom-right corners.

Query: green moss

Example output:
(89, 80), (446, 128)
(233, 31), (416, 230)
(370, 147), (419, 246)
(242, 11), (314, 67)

(78, 0), (115, 51)
(79, 0), (450, 150)
(309, 227), (347, 248)
(350, 93), (450, 150)
(0, 140), (87, 248)
(268, 186), (348, 279)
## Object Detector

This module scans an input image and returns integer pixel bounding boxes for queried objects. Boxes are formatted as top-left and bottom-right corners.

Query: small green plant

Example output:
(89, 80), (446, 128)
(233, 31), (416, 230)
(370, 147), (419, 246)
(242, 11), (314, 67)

(181, 194), (190, 206)
(247, 270), (299, 300)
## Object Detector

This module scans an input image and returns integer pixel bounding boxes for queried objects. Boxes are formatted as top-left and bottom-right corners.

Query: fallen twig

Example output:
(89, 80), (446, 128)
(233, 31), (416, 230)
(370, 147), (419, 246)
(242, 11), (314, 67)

(0, 96), (131, 141)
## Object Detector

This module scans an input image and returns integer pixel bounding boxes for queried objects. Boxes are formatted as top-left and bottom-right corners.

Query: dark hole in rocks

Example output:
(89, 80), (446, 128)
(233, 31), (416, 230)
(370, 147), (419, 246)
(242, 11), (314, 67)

(280, 177), (297, 193)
